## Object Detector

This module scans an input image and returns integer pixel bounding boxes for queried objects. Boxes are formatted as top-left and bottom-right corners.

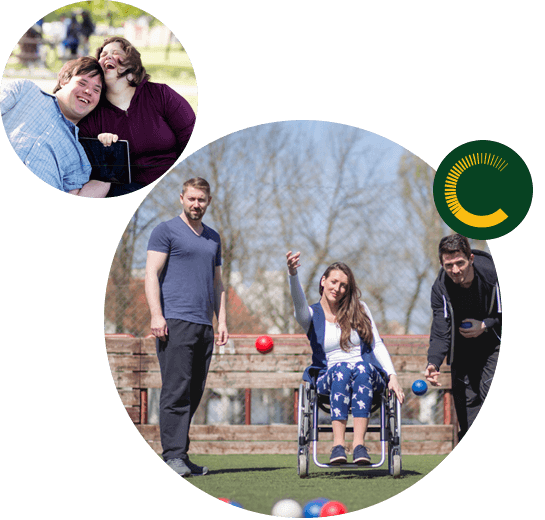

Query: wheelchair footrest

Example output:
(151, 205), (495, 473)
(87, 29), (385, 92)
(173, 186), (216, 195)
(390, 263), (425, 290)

(317, 425), (381, 434)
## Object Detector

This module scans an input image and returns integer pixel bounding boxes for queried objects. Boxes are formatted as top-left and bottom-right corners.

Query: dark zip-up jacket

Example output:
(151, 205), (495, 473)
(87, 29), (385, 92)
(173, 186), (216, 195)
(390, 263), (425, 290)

(427, 249), (502, 369)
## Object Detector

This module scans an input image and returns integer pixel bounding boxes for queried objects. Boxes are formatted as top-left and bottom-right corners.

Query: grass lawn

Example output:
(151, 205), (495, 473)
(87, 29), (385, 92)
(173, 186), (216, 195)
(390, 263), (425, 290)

(184, 454), (447, 515)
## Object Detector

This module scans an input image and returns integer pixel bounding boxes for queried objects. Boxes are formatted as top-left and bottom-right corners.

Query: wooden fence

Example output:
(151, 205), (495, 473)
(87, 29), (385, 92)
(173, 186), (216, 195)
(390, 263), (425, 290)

(106, 334), (457, 456)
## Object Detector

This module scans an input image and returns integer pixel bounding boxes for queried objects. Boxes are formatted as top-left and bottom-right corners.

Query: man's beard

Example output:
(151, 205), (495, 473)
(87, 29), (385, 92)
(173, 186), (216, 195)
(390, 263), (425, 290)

(185, 207), (203, 221)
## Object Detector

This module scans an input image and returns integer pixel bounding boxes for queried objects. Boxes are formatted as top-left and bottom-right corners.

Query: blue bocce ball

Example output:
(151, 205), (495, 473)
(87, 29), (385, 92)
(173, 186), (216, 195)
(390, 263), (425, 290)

(304, 498), (329, 518)
(412, 379), (428, 396)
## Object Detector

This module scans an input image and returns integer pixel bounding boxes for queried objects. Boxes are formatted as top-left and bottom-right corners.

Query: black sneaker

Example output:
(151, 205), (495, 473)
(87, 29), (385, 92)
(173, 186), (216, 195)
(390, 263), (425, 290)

(330, 445), (347, 465)
(353, 445), (371, 465)
(186, 458), (209, 476)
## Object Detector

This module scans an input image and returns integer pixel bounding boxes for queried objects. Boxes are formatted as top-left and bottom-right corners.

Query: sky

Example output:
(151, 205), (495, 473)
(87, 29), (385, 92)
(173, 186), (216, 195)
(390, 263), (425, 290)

(270, 119), (407, 185)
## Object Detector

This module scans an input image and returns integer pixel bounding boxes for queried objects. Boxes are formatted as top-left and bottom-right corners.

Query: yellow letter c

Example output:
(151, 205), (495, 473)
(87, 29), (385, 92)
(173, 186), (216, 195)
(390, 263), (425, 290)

(451, 206), (508, 228)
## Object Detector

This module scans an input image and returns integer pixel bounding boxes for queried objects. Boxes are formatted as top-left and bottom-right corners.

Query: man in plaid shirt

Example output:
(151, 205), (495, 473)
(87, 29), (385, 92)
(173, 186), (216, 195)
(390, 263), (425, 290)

(1, 56), (109, 197)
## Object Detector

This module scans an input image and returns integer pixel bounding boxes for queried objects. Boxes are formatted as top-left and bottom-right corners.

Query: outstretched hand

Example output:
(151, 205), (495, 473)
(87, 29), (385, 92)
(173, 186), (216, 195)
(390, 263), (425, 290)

(286, 251), (301, 276)
(425, 364), (442, 387)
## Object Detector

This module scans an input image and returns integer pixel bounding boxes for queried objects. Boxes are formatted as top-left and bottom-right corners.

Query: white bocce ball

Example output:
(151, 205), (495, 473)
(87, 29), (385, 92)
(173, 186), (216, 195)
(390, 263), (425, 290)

(271, 499), (304, 517)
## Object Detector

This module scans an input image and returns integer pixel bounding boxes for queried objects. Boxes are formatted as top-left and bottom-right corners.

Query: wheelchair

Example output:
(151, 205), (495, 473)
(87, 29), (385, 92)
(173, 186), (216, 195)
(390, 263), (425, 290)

(297, 369), (402, 478)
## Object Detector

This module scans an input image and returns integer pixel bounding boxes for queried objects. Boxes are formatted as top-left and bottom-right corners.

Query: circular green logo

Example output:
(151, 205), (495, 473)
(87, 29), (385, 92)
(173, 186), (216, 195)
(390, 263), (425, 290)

(433, 140), (533, 239)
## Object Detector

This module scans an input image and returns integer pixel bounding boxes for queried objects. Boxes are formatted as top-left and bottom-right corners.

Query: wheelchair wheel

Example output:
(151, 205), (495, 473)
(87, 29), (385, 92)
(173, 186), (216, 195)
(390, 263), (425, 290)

(387, 392), (402, 478)
(391, 452), (401, 478)
(298, 448), (309, 478)
(297, 382), (311, 478)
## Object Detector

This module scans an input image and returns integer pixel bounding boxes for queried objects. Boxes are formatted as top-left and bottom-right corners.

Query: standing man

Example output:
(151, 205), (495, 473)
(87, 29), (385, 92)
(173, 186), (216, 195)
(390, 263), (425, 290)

(425, 234), (501, 441)
(145, 177), (228, 477)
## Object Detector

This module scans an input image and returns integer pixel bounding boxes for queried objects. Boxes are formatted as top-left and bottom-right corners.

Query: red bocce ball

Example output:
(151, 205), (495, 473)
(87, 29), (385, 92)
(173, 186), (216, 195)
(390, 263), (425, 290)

(255, 335), (274, 354)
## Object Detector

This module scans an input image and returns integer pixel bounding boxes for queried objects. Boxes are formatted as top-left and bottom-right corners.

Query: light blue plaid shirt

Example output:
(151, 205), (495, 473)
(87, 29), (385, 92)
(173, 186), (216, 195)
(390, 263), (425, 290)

(1, 79), (91, 192)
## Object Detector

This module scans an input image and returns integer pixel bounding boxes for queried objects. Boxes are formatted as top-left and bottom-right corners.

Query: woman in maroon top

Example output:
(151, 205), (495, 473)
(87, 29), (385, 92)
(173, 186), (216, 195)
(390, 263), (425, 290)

(78, 37), (196, 197)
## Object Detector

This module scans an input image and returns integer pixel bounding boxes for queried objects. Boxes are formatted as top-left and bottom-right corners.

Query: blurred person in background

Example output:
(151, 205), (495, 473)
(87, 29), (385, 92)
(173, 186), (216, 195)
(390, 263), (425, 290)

(79, 11), (95, 56)
(64, 14), (80, 57)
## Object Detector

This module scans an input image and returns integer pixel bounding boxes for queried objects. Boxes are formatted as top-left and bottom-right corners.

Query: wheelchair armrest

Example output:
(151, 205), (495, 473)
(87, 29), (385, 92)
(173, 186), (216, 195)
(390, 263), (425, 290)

(303, 366), (324, 388)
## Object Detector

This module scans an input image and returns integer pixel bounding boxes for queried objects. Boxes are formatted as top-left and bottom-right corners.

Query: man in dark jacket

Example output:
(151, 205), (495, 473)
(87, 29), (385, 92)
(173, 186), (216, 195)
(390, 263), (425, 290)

(425, 234), (501, 440)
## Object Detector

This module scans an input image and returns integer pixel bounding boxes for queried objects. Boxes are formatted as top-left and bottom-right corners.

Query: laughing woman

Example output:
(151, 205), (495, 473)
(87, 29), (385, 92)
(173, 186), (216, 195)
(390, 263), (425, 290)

(78, 37), (196, 197)
(286, 251), (404, 465)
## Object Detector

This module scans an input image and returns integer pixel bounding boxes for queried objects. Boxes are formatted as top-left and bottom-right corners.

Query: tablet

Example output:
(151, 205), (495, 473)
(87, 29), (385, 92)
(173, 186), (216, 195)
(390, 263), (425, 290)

(79, 137), (131, 184)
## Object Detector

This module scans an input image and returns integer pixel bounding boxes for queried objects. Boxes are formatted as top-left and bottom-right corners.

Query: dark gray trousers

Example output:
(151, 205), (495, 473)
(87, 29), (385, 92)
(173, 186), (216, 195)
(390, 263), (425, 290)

(156, 319), (214, 461)
(451, 343), (500, 440)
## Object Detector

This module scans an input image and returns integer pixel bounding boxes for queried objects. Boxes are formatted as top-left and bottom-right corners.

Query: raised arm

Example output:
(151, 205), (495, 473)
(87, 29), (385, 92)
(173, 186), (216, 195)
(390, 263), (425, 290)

(286, 251), (312, 333)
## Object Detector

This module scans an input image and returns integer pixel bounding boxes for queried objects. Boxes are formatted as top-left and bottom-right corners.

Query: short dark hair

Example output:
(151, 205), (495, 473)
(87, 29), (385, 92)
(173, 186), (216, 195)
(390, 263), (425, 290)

(438, 234), (472, 264)
(96, 37), (150, 87)
(53, 56), (104, 94)
(182, 177), (211, 197)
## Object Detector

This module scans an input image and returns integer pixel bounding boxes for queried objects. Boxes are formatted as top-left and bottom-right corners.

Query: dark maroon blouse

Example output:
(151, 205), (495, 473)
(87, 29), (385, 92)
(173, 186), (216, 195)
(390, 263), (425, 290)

(78, 79), (195, 186)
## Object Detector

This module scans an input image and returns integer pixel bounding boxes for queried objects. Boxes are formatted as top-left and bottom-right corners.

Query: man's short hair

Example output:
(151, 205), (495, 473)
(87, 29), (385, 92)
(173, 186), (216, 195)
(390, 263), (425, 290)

(53, 56), (104, 94)
(438, 234), (472, 264)
(182, 177), (211, 197)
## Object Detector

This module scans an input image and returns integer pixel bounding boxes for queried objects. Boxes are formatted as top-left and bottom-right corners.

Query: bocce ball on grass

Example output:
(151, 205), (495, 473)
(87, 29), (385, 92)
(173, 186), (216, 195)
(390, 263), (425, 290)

(271, 498), (304, 517)
(319, 501), (348, 516)
(304, 498), (329, 518)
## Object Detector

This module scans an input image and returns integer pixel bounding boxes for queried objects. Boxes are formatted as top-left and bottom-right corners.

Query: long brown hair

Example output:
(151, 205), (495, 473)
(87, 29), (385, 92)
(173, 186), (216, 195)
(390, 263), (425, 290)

(319, 262), (373, 351)
(96, 37), (150, 87)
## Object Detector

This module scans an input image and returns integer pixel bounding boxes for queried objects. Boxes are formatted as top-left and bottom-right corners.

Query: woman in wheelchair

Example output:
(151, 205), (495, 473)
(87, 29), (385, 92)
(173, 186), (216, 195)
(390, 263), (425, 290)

(287, 251), (404, 465)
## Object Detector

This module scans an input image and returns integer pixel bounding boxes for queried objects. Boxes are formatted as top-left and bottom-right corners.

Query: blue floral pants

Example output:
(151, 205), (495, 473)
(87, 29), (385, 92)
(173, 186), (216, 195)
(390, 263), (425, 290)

(316, 361), (386, 420)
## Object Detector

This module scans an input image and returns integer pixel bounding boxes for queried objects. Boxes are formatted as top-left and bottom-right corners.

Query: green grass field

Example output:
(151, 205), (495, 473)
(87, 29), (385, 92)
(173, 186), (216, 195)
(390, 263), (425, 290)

(184, 454), (447, 515)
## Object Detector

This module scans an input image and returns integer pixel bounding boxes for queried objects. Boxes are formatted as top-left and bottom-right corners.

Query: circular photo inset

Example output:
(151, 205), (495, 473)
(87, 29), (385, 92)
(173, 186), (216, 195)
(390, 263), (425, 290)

(103, 120), (501, 515)
(1, 2), (197, 198)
